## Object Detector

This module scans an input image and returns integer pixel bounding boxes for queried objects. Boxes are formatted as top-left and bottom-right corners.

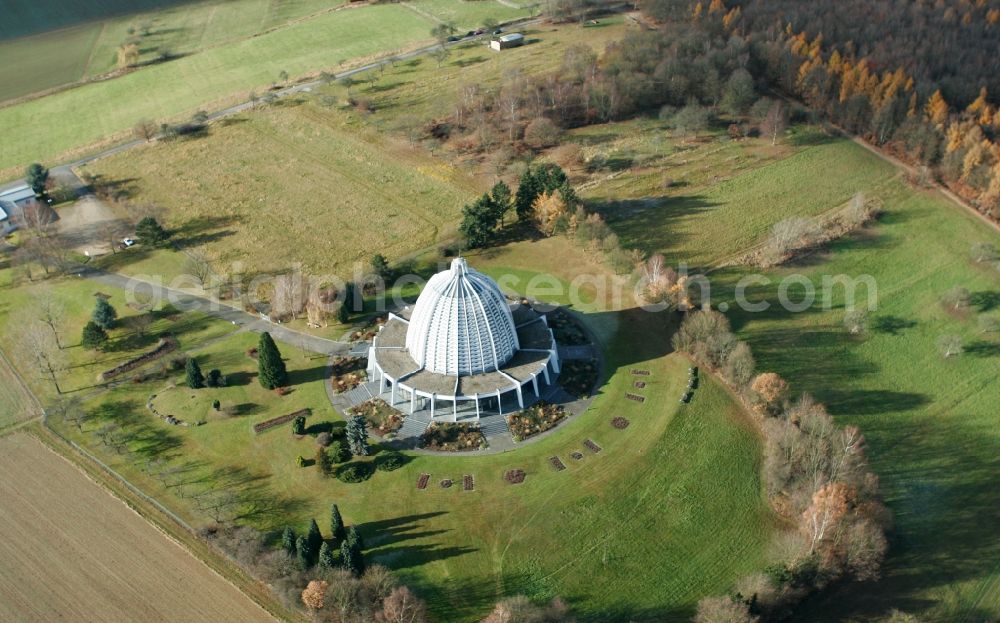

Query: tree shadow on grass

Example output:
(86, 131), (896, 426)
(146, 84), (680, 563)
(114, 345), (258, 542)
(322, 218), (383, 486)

(965, 340), (1000, 358)
(287, 363), (327, 386)
(970, 290), (1000, 312)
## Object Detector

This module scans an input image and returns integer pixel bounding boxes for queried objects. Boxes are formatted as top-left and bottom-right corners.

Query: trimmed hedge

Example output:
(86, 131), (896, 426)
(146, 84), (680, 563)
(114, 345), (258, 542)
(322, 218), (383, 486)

(253, 408), (311, 434)
(100, 337), (177, 380)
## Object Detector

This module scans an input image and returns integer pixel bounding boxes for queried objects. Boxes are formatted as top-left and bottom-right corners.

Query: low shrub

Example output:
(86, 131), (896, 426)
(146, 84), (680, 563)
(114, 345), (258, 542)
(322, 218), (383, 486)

(375, 451), (406, 472)
(205, 369), (226, 387)
(419, 422), (486, 452)
(329, 440), (351, 463)
(336, 462), (374, 483)
(349, 399), (403, 436)
(506, 402), (567, 442)
(316, 432), (333, 447)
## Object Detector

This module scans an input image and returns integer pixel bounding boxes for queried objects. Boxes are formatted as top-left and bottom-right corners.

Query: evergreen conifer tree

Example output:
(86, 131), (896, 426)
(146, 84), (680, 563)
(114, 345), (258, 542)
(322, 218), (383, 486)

(345, 415), (369, 456)
(185, 357), (204, 389)
(318, 541), (336, 569)
(281, 526), (297, 556)
(92, 298), (118, 330)
(307, 518), (323, 558)
(81, 321), (108, 350)
(257, 332), (287, 389)
(330, 504), (347, 546)
(296, 535), (311, 570)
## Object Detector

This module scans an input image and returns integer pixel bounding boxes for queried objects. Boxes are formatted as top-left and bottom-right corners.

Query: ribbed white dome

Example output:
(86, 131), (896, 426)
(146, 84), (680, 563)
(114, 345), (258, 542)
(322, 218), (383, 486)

(406, 258), (519, 375)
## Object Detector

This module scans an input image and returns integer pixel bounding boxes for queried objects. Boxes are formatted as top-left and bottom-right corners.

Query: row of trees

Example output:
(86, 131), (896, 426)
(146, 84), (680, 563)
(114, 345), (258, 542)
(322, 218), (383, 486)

(636, 0), (1000, 220)
(673, 309), (890, 622)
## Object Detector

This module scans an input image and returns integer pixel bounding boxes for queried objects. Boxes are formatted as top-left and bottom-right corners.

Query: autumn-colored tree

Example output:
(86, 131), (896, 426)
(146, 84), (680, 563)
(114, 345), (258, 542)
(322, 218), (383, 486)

(924, 89), (949, 127)
(802, 482), (851, 554)
(694, 595), (759, 623)
(117, 43), (140, 69)
(750, 372), (788, 414)
(301, 579), (328, 611)
(531, 191), (568, 236)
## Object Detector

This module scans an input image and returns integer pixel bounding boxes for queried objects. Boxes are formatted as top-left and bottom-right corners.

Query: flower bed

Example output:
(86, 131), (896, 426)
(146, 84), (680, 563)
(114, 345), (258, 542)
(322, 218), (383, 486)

(546, 309), (589, 345)
(625, 393), (645, 403)
(440, 479), (453, 489)
(329, 356), (367, 393)
(419, 422), (486, 452)
(549, 456), (567, 471)
(570, 451), (584, 460)
(252, 408), (311, 434)
(634, 381), (646, 389)
(583, 439), (602, 453)
(612, 417), (630, 429)
(350, 315), (386, 342)
(463, 474), (474, 491)
(505, 402), (567, 442)
(559, 359), (598, 398)
(349, 399), (403, 436)
(630, 369), (650, 376)
(504, 469), (526, 485)
(416, 473), (430, 490)
(100, 337), (178, 380)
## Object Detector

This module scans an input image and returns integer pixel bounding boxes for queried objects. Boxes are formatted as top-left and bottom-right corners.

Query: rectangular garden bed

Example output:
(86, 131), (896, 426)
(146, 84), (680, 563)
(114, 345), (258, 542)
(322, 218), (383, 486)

(549, 456), (566, 471)
(630, 369), (650, 376)
(463, 475), (474, 491)
(252, 408), (310, 434)
(583, 439), (602, 453)
(329, 356), (367, 393)
(416, 473), (430, 490)
(625, 393), (645, 403)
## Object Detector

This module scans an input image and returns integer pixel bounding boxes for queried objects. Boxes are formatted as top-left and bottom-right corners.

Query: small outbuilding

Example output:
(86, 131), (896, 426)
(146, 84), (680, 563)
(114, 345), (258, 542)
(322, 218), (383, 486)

(490, 33), (524, 51)
(0, 184), (37, 236)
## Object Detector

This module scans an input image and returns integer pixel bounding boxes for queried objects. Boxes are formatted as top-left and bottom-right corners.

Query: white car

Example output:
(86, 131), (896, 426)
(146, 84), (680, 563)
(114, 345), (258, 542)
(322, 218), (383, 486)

(122, 237), (135, 247)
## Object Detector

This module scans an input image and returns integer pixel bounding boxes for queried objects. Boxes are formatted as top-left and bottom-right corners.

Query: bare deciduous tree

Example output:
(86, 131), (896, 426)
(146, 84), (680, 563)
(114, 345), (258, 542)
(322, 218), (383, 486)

(14, 322), (67, 395)
(937, 334), (963, 358)
(375, 586), (428, 623)
(33, 291), (65, 349)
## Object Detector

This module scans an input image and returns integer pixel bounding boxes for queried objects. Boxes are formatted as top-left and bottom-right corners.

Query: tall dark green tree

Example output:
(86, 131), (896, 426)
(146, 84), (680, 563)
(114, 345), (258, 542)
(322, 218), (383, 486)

(344, 525), (364, 552)
(318, 541), (336, 569)
(340, 528), (364, 576)
(92, 298), (118, 330)
(185, 357), (205, 389)
(257, 332), (287, 389)
(330, 503), (347, 546)
(295, 535), (311, 570)
(514, 168), (540, 221)
(345, 414), (369, 456)
(135, 216), (170, 246)
(459, 195), (498, 249)
(370, 254), (391, 280)
(81, 321), (108, 350)
(281, 526), (297, 556)
(489, 181), (513, 227)
(307, 518), (323, 558)
(26, 163), (49, 196)
(515, 164), (570, 221)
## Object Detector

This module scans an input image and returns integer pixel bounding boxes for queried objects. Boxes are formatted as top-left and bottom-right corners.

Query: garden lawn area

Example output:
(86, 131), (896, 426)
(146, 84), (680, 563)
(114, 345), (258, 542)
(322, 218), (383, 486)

(0, 266), (238, 403)
(0, 3), (435, 178)
(583, 130), (900, 268)
(48, 252), (778, 622)
(0, 0), (347, 104)
(82, 102), (481, 276)
(710, 178), (1000, 621)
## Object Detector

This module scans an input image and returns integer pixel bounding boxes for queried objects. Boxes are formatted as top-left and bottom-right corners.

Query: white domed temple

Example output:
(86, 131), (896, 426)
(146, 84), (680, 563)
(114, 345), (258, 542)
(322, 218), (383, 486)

(368, 258), (560, 421)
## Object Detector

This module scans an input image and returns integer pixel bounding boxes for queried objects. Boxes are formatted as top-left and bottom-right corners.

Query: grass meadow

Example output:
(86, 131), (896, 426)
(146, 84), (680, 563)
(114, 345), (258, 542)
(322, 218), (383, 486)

(84, 101), (482, 276)
(710, 182), (1000, 621)
(0, 0), (347, 104)
(0, 3), (436, 178)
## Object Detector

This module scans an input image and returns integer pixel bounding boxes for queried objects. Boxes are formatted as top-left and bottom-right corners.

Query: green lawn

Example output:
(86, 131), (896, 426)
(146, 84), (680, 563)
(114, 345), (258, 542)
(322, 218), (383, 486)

(44, 255), (777, 622)
(0, 4), (436, 178)
(704, 178), (1000, 620)
(583, 130), (899, 267)
(0, 0), (347, 103)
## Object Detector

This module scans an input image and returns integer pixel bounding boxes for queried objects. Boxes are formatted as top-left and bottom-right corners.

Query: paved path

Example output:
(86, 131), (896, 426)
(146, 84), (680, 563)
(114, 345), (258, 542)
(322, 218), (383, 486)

(75, 267), (349, 356)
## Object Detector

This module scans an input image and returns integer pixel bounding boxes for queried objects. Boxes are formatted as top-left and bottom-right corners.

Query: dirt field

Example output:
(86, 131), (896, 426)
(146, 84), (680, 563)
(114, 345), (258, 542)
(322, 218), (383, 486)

(0, 349), (39, 429)
(0, 433), (275, 623)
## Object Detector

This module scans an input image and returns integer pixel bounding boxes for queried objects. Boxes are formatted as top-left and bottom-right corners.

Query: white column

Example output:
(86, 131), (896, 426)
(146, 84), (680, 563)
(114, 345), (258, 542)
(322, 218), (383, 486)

(474, 394), (480, 420)
(391, 381), (397, 405)
(531, 375), (539, 397)
(379, 370), (387, 394)
(410, 390), (416, 415)
(515, 385), (524, 409)
(430, 394), (435, 419)
(496, 390), (503, 416)
(542, 366), (551, 385)
(452, 398), (458, 422)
